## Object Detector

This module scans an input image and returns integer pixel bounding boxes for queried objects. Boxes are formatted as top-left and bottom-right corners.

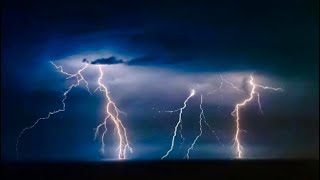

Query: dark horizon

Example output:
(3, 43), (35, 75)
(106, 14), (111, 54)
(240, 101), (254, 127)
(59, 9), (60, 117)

(2, 159), (319, 179)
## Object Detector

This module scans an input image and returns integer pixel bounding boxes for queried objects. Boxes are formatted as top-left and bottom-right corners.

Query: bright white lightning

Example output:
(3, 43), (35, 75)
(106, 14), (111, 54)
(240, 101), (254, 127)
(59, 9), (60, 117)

(161, 89), (195, 159)
(16, 61), (91, 159)
(94, 65), (132, 159)
(231, 75), (283, 158)
(185, 94), (204, 159)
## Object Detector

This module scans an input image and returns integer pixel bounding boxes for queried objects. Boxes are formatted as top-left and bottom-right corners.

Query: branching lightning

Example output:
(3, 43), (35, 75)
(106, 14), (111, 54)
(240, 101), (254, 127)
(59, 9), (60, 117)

(16, 62), (132, 160)
(185, 94), (204, 159)
(231, 75), (283, 158)
(161, 89), (195, 159)
(207, 74), (241, 111)
(184, 94), (224, 159)
(94, 65), (132, 159)
(208, 75), (241, 95)
(16, 60), (283, 161)
(16, 61), (91, 159)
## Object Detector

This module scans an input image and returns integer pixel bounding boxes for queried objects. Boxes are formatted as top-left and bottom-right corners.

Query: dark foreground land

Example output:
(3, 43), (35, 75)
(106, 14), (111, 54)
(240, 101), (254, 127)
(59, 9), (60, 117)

(1, 159), (319, 179)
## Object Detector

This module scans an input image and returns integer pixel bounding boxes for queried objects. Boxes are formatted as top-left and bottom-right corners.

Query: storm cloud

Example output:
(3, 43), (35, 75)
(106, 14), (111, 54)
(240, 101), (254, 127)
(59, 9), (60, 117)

(90, 56), (124, 65)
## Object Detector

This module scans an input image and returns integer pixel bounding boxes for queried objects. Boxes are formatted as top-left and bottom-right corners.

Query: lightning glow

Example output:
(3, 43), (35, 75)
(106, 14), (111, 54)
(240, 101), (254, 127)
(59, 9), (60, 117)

(161, 89), (195, 159)
(231, 75), (283, 158)
(94, 65), (132, 159)
(16, 61), (91, 159)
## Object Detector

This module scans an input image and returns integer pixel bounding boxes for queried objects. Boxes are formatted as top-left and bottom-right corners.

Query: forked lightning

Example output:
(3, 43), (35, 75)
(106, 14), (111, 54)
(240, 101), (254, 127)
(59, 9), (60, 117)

(16, 61), (91, 159)
(231, 75), (283, 158)
(161, 89), (195, 159)
(94, 65), (132, 159)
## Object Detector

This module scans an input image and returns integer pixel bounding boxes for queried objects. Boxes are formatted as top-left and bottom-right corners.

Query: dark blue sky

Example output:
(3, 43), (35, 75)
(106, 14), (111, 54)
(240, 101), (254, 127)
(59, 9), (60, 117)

(1, 0), (319, 160)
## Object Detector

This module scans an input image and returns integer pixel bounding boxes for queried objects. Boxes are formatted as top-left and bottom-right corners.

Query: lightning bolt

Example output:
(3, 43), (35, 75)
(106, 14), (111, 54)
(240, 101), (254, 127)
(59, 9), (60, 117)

(94, 65), (132, 159)
(16, 61), (91, 159)
(185, 94), (204, 159)
(161, 89), (195, 159)
(184, 94), (224, 159)
(231, 75), (283, 158)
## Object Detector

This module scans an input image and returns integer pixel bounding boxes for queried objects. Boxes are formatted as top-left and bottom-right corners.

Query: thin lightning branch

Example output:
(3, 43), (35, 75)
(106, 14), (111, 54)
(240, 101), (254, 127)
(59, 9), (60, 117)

(206, 74), (242, 143)
(51, 62), (92, 95)
(231, 75), (283, 158)
(208, 75), (240, 95)
(185, 94), (204, 159)
(94, 115), (110, 140)
(153, 108), (186, 148)
(178, 124), (186, 149)
(94, 65), (132, 159)
(256, 92), (263, 114)
(256, 85), (283, 91)
(208, 79), (223, 95)
(185, 94), (225, 159)
(202, 115), (223, 146)
(50, 62), (74, 77)
(16, 61), (91, 159)
(222, 76), (241, 91)
(208, 75), (241, 111)
(161, 89), (195, 159)
(100, 118), (108, 154)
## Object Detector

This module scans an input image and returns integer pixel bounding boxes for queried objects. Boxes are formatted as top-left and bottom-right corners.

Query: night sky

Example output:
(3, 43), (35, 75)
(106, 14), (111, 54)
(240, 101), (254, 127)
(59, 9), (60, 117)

(1, 0), (319, 161)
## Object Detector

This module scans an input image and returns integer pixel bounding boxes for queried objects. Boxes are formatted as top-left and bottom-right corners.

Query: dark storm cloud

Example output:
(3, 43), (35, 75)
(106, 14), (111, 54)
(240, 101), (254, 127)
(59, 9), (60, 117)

(90, 56), (124, 65)
(3, 0), (318, 79)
